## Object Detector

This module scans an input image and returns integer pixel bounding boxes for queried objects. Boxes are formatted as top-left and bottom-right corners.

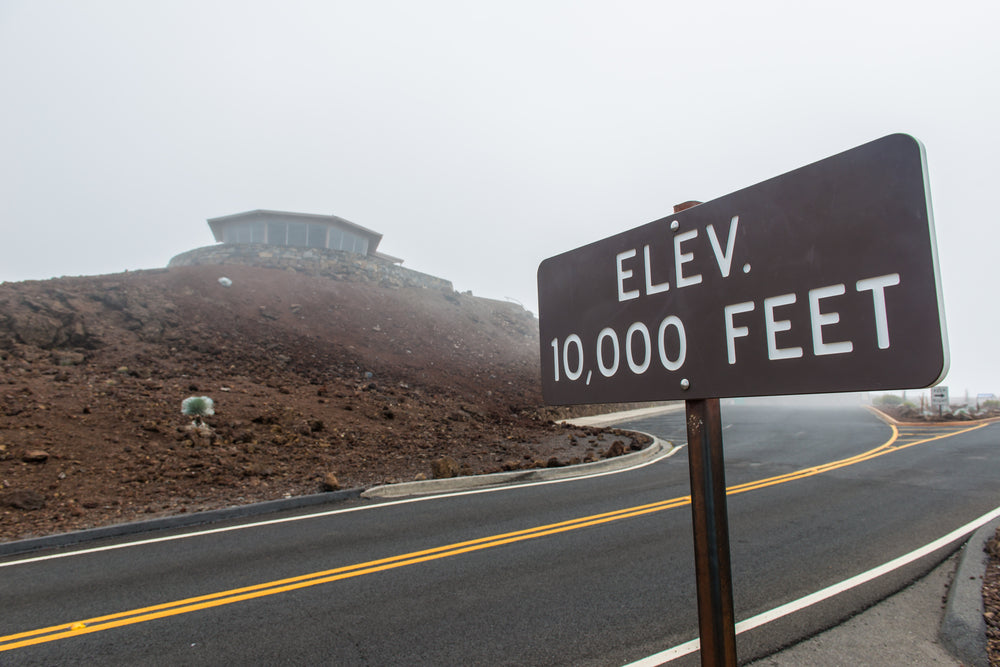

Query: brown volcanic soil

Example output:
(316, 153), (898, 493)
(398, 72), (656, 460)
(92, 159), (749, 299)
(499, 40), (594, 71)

(0, 265), (644, 542)
(986, 528), (1000, 666)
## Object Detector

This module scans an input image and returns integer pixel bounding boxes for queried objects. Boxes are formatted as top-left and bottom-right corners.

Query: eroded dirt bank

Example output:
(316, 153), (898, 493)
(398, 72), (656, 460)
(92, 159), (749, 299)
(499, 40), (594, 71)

(0, 265), (644, 542)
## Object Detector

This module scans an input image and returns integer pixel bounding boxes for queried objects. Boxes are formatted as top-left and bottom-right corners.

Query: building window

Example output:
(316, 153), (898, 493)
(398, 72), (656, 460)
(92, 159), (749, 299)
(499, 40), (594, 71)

(222, 218), (368, 255)
(267, 222), (286, 244)
(251, 222), (266, 243)
(340, 231), (360, 252)
(287, 222), (307, 247)
(307, 224), (327, 248)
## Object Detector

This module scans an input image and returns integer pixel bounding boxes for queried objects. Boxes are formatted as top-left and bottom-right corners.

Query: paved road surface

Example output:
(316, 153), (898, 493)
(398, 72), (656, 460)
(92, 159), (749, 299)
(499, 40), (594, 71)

(2, 402), (997, 665)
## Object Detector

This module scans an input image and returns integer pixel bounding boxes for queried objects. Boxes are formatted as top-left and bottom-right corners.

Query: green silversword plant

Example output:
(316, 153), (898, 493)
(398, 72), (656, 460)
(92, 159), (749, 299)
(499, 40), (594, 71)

(181, 396), (215, 426)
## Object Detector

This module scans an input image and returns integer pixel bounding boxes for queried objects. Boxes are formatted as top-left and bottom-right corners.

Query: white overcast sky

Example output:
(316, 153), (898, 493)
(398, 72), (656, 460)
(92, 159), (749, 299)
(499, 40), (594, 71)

(1, 1), (997, 396)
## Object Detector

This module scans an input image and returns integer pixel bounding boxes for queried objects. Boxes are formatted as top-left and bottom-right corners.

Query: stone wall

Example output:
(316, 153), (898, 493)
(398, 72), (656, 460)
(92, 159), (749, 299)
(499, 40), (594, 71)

(168, 244), (454, 292)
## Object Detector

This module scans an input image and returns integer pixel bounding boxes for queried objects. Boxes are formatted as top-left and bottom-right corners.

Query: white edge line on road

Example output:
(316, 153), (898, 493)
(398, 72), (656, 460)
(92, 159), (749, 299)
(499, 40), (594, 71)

(0, 437), (681, 569)
(622, 503), (1000, 667)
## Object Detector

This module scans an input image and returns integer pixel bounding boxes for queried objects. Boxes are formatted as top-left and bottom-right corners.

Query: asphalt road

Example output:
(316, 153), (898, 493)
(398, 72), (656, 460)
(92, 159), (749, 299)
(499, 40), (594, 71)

(2, 401), (998, 665)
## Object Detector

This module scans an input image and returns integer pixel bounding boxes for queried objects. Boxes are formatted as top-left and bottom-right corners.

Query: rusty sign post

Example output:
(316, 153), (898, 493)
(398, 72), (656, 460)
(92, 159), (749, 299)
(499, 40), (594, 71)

(536, 134), (947, 666)
(686, 397), (736, 665)
(671, 201), (737, 666)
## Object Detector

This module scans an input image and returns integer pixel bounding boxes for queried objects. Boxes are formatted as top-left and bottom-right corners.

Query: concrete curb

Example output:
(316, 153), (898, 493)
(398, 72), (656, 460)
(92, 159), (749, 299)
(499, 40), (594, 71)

(559, 403), (684, 428)
(0, 488), (363, 559)
(362, 435), (676, 499)
(940, 516), (997, 666)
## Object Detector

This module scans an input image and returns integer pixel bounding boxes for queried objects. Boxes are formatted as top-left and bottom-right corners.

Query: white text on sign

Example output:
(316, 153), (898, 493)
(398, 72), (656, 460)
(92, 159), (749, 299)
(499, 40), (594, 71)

(547, 213), (903, 386)
(615, 216), (746, 302)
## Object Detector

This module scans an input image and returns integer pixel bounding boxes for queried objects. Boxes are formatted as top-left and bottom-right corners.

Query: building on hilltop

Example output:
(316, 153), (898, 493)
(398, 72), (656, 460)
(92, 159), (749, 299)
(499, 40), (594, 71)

(168, 210), (454, 292)
(206, 210), (403, 264)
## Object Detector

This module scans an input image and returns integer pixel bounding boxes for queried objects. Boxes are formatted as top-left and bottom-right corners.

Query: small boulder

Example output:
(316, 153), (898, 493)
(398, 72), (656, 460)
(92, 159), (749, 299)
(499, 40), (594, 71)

(5, 489), (46, 510)
(320, 473), (340, 491)
(22, 450), (49, 463)
(183, 424), (216, 446)
(55, 351), (85, 366)
(431, 457), (460, 479)
(604, 441), (626, 458)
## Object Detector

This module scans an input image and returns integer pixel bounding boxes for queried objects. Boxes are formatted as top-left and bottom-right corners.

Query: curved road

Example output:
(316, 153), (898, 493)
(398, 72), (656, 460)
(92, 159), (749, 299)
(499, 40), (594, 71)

(1, 402), (998, 665)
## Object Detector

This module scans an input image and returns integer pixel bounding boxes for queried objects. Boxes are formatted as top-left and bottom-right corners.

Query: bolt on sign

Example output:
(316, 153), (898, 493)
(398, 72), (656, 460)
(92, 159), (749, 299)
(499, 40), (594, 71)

(537, 134), (949, 405)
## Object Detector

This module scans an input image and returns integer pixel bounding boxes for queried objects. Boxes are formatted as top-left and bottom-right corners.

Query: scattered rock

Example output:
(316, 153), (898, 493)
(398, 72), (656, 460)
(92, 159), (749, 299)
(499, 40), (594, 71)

(55, 351), (85, 366)
(22, 450), (50, 463)
(604, 441), (626, 458)
(183, 424), (216, 446)
(431, 457), (460, 479)
(5, 489), (46, 510)
(320, 473), (340, 491)
(242, 463), (273, 477)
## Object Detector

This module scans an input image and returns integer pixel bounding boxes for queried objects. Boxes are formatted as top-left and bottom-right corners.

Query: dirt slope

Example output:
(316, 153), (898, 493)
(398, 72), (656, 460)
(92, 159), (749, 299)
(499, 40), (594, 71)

(0, 265), (642, 542)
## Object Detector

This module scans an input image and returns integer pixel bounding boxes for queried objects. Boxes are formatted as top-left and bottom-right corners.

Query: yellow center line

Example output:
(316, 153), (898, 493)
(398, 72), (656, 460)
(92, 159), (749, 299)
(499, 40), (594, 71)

(0, 419), (988, 652)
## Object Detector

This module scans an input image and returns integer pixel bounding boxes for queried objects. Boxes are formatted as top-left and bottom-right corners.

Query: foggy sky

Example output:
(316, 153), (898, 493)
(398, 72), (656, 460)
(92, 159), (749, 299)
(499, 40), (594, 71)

(2, 1), (997, 396)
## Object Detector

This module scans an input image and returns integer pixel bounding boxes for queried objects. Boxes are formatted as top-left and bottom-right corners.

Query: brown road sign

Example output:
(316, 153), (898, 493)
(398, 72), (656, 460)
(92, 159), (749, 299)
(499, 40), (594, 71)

(537, 133), (948, 405)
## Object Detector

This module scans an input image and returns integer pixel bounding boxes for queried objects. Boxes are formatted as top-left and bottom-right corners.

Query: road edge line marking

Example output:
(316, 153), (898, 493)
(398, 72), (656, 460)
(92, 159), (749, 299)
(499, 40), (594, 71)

(622, 504), (1000, 666)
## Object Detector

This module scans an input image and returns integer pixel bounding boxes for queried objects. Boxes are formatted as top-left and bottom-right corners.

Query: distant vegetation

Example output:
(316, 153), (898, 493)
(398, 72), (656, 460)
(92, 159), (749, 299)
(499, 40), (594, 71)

(874, 394), (904, 407)
(873, 391), (1000, 422)
(873, 394), (916, 410)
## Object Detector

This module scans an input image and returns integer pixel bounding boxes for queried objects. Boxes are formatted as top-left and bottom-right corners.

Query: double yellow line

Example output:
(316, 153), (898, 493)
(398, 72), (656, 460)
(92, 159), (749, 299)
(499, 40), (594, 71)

(0, 418), (989, 652)
(0, 499), (692, 651)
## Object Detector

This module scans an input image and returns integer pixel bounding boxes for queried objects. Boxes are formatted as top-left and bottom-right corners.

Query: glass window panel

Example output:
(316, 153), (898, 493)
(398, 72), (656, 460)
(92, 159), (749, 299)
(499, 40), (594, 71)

(287, 223), (307, 246)
(223, 226), (236, 242)
(307, 224), (327, 248)
(328, 229), (343, 250)
(267, 222), (286, 245)
(357, 237), (368, 254)
(251, 222), (266, 243)
(342, 231), (358, 253)
(237, 224), (252, 243)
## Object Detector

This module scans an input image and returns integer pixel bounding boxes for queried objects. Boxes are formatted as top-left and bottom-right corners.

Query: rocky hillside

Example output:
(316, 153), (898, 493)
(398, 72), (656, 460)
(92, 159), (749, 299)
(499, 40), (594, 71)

(0, 264), (642, 541)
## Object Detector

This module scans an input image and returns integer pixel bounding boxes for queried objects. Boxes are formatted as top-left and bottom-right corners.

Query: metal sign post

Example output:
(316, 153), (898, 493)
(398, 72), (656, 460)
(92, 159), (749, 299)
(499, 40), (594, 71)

(670, 200), (737, 666)
(686, 397), (736, 665)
